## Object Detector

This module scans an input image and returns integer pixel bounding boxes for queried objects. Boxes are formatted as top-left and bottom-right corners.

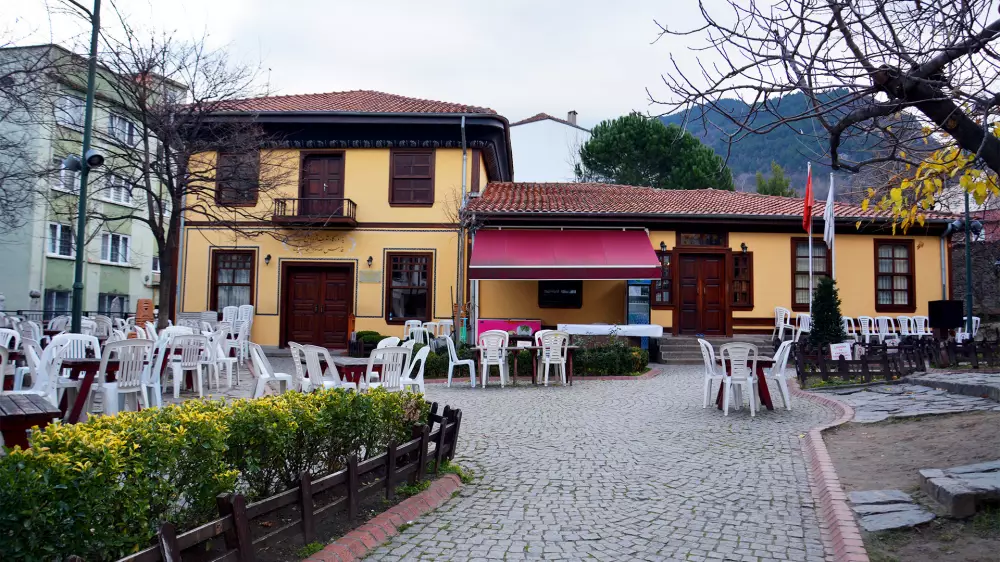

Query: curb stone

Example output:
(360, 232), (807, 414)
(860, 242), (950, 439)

(304, 473), (462, 562)
(791, 382), (870, 562)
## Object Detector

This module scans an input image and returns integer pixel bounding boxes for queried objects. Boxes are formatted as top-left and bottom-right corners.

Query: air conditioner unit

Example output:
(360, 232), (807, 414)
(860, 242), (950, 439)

(146, 272), (160, 286)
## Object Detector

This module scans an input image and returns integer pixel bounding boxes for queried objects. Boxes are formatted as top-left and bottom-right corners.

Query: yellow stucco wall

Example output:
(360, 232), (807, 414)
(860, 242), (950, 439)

(477, 280), (626, 326)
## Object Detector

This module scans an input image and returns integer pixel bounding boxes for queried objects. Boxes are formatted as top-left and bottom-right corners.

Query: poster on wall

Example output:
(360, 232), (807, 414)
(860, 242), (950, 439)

(830, 342), (852, 360)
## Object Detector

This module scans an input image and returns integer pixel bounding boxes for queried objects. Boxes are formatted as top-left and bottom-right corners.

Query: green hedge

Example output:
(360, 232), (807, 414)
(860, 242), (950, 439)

(416, 342), (648, 378)
(0, 389), (429, 561)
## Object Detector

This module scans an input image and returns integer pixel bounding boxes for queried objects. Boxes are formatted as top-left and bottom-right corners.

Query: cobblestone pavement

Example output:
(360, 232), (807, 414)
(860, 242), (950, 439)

(365, 366), (838, 562)
(817, 383), (1000, 423)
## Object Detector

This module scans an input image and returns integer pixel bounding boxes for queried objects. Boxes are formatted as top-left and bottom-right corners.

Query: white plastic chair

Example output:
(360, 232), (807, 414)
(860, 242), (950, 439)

(141, 335), (171, 408)
(857, 316), (875, 344)
(222, 306), (238, 325)
(422, 322), (440, 338)
(169, 335), (209, 398)
(913, 316), (932, 337)
(438, 320), (454, 337)
(698, 339), (725, 408)
(407, 328), (430, 345)
(478, 330), (509, 388)
(94, 339), (152, 415)
(16, 321), (41, 345)
(539, 330), (569, 386)
(79, 318), (97, 336)
(401, 346), (430, 393)
(444, 336), (475, 388)
(48, 315), (70, 332)
(0, 328), (20, 351)
(288, 342), (310, 392)
(145, 321), (158, 340)
(772, 307), (795, 342)
(234, 305), (254, 339)
(768, 340), (795, 410)
(794, 314), (811, 342)
(301, 344), (342, 391)
(10, 338), (42, 391)
(377, 336), (401, 349)
(107, 329), (127, 344)
(958, 316), (981, 342)
(841, 317), (858, 342)
(224, 321), (251, 381)
(209, 327), (238, 388)
(875, 316), (897, 343)
(315, 345), (357, 391)
(250, 342), (292, 397)
(49, 333), (101, 404)
(720, 342), (759, 417)
(93, 315), (113, 338)
(366, 346), (411, 391)
(2, 343), (59, 407)
(402, 320), (422, 340)
(897, 316), (914, 337)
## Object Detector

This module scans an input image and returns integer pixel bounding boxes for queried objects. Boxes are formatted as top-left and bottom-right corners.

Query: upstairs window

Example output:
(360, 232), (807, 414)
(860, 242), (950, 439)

(56, 95), (85, 128)
(108, 113), (137, 144)
(152, 254), (160, 273)
(105, 174), (132, 204)
(52, 156), (78, 193)
(100, 232), (130, 265)
(48, 223), (74, 257)
(390, 150), (434, 205)
(216, 152), (259, 206)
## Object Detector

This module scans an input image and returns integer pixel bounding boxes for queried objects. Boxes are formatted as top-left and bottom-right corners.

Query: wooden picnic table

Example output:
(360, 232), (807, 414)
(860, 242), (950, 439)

(714, 354), (775, 411)
(473, 345), (581, 386)
(0, 394), (61, 449)
(59, 358), (120, 423)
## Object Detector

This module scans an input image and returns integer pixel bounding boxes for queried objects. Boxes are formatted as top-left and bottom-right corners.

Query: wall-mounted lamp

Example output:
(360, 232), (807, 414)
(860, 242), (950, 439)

(367, 256), (374, 268)
(659, 241), (667, 253)
(264, 254), (271, 266)
(740, 242), (748, 254)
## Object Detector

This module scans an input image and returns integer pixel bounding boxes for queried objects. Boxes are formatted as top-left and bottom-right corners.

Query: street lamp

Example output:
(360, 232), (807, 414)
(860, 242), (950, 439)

(64, 0), (102, 334)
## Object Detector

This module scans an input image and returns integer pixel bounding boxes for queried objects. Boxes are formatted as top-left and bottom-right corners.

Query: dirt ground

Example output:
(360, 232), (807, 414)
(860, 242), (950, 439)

(824, 411), (1000, 562)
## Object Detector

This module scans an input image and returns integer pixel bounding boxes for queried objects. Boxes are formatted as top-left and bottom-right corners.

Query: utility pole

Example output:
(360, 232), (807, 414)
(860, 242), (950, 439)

(964, 190), (974, 335)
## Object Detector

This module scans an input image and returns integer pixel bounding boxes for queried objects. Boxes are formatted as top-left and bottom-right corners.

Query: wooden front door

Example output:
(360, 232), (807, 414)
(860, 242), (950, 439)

(300, 155), (344, 216)
(285, 266), (353, 348)
(678, 255), (726, 336)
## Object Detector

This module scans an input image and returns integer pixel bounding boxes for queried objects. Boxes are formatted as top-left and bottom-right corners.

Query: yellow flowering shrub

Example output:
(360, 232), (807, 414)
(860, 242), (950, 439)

(0, 388), (429, 561)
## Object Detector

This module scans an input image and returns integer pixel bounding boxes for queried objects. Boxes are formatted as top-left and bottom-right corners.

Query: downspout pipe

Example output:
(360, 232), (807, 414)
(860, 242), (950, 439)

(456, 116), (467, 343)
(941, 222), (953, 301)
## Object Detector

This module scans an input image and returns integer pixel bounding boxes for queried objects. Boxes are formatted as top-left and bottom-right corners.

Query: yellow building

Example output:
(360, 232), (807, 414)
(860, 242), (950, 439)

(178, 91), (512, 347)
(464, 182), (953, 337)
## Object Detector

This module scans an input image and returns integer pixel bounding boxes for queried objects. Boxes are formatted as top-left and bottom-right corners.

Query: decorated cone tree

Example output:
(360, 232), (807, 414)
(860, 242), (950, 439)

(809, 277), (848, 348)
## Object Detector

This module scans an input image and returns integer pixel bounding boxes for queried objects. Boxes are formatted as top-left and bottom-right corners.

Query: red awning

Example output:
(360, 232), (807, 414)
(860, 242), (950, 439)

(469, 229), (660, 280)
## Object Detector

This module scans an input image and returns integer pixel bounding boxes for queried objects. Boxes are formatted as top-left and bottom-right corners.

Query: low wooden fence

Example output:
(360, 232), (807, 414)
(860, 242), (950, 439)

(116, 403), (462, 562)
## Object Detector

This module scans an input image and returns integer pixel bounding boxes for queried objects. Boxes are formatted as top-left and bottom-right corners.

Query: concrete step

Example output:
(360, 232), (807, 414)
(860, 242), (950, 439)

(661, 358), (704, 365)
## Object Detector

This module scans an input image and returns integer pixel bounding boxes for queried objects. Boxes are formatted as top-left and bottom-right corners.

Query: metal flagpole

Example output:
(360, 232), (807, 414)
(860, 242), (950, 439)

(830, 172), (836, 279)
(808, 162), (813, 317)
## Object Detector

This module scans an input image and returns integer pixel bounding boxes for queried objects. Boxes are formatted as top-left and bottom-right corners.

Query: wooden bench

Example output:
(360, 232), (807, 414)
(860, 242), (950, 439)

(0, 394), (60, 449)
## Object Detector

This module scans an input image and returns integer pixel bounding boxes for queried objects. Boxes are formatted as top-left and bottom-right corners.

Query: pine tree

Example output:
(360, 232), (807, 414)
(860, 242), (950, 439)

(809, 277), (848, 348)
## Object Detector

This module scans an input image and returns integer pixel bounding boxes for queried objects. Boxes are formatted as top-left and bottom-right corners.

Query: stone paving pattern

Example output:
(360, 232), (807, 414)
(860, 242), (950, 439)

(906, 371), (1000, 403)
(847, 490), (935, 532)
(363, 366), (838, 562)
(816, 384), (1000, 423)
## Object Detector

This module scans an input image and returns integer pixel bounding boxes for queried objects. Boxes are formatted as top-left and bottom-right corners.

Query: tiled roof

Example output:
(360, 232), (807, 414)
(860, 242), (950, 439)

(467, 182), (954, 221)
(510, 112), (590, 132)
(214, 90), (496, 115)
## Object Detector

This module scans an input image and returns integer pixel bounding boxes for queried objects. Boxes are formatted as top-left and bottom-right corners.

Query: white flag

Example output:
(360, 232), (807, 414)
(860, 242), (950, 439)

(823, 174), (836, 249)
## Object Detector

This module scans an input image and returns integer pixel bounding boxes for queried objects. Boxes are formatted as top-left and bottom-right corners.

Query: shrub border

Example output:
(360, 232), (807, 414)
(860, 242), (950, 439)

(790, 383), (870, 562)
(304, 473), (462, 562)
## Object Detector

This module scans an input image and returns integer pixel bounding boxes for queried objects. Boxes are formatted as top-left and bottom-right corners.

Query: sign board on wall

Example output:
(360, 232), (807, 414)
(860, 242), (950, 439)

(830, 342), (852, 360)
(358, 270), (382, 284)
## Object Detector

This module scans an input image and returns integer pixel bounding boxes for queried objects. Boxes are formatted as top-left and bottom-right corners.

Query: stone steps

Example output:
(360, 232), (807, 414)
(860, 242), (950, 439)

(657, 336), (774, 365)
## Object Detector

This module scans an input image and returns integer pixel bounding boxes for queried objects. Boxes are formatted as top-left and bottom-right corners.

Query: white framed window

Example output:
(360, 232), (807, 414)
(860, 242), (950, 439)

(100, 232), (130, 265)
(44, 289), (71, 317)
(52, 157), (78, 193)
(56, 95), (85, 128)
(97, 293), (129, 315)
(108, 113), (137, 144)
(105, 174), (132, 204)
(48, 223), (74, 257)
(151, 254), (160, 273)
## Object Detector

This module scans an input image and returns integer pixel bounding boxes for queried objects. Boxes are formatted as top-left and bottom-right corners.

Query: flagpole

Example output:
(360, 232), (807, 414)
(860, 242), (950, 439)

(808, 162), (813, 317)
(830, 172), (836, 279)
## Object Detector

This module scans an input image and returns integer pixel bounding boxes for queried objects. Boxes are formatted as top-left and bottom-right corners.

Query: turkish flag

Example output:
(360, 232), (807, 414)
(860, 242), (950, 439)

(802, 165), (813, 233)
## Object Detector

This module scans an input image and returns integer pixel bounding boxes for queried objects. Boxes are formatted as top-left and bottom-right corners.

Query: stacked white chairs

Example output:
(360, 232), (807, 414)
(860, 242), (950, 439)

(857, 316), (875, 344)
(145, 321), (158, 340)
(48, 315), (70, 332)
(169, 334), (210, 398)
(794, 313), (811, 342)
(769, 340), (795, 410)
(365, 346), (411, 391)
(141, 336), (172, 408)
(698, 339), (725, 408)
(407, 327), (431, 345)
(772, 307), (795, 342)
(875, 316), (897, 343)
(402, 320), (422, 340)
(79, 318), (97, 336)
(250, 342), (293, 398)
(842, 317), (858, 342)
(222, 306), (238, 325)
(438, 320), (454, 337)
(478, 330), (509, 388)
(93, 339), (153, 415)
(720, 342), (759, 417)
(93, 315), (114, 338)
(377, 336), (401, 349)
(234, 305), (254, 339)
(539, 330), (570, 386)
(913, 316), (932, 337)
(897, 316), (914, 337)
(107, 329), (128, 344)
(131, 325), (147, 339)
(113, 317), (127, 331)
(400, 346), (430, 393)
(0, 328), (21, 351)
(444, 336), (475, 388)
(16, 320), (41, 344)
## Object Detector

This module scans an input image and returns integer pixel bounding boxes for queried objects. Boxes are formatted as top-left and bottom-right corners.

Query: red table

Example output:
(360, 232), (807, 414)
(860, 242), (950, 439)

(58, 358), (120, 423)
(715, 355), (775, 411)
(0, 394), (61, 448)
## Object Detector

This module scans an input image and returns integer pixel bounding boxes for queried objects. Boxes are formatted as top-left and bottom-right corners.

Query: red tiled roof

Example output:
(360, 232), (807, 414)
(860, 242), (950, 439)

(510, 112), (590, 131)
(467, 182), (954, 221)
(214, 90), (496, 115)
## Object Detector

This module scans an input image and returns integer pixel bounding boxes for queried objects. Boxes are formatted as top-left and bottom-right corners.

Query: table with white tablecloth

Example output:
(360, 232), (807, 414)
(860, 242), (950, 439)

(555, 324), (663, 338)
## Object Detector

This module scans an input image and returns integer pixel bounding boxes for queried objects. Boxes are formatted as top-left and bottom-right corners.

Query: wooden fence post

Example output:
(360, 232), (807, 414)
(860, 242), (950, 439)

(347, 455), (359, 520)
(158, 523), (181, 562)
(386, 442), (397, 501)
(216, 494), (255, 562)
(416, 424), (429, 483)
(409, 424), (425, 485)
(448, 409), (462, 461)
(434, 407), (450, 474)
(299, 471), (315, 544)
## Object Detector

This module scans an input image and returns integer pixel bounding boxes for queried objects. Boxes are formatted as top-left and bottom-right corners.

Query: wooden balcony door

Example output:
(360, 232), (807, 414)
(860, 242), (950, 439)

(300, 154), (344, 216)
(283, 264), (353, 348)
(677, 254), (726, 336)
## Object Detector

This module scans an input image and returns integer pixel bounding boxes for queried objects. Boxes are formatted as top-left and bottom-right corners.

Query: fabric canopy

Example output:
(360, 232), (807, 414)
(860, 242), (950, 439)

(469, 229), (661, 280)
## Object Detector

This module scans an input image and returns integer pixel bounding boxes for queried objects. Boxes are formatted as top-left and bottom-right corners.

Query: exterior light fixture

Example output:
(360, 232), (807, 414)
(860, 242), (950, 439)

(264, 254), (271, 266)
(367, 256), (374, 268)
(659, 241), (667, 253)
(741, 242), (748, 254)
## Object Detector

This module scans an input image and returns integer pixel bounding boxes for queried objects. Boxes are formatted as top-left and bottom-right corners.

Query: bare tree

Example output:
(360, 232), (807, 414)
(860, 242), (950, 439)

(654, 0), (1000, 177)
(49, 11), (297, 326)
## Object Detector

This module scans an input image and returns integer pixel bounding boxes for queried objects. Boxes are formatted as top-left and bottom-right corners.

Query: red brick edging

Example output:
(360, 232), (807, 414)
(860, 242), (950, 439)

(305, 474), (462, 562)
(790, 384), (869, 562)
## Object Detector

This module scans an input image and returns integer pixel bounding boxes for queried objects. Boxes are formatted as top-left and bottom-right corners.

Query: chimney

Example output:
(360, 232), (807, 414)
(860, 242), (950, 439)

(567, 110), (578, 125)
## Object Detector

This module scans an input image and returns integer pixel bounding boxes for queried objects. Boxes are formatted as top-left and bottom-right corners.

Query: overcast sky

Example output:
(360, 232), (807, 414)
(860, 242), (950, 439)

(4, 0), (709, 128)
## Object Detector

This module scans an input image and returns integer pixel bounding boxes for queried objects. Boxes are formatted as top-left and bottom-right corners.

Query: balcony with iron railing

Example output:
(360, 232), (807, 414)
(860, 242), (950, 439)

(272, 198), (358, 227)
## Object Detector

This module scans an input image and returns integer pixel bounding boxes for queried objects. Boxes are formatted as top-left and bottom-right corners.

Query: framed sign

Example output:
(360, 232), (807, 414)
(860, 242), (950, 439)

(830, 342), (852, 360)
(538, 280), (583, 308)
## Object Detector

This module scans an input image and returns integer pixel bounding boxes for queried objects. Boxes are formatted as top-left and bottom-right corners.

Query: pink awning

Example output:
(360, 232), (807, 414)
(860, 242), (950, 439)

(469, 229), (660, 280)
